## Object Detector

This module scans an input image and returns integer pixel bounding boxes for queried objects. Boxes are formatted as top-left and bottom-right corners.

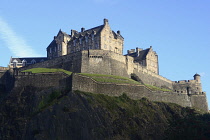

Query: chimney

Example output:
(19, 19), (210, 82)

(81, 27), (85, 32)
(71, 30), (77, 37)
(104, 18), (108, 25)
(117, 30), (121, 35)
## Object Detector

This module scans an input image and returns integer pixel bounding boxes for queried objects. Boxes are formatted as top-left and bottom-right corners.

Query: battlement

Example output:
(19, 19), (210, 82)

(173, 79), (196, 83)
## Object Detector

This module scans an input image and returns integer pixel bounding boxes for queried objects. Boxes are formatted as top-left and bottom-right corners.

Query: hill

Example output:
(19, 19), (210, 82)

(0, 86), (209, 140)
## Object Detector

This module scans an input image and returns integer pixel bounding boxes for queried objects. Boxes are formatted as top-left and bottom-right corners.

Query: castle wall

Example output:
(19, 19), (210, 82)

(19, 51), (83, 73)
(190, 94), (208, 112)
(14, 72), (71, 89)
(0, 71), (14, 92)
(72, 73), (192, 108)
(81, 50), (129, 77)
(133, 67), (173, 89)
(173, 80), (202, 94)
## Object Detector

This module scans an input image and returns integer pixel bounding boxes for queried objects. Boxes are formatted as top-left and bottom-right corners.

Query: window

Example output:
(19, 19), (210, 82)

(22, 60), (27, 67)
(95, 43), (98, 49)
(79, 38), (82, 44)
(50, 48), (52, 53)
(85, 36), (88, 43)
(91, 34), (94, 41)
(12, 59), (18, 68)
(58, 44), (61, 51)
(55, 47), (57, 52)
(31, 59), (36, 64)
(104, 44), (106, 49)
(73, 40), (76, 46)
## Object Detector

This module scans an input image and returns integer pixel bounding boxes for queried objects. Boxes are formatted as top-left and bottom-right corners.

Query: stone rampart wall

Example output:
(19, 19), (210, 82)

(0, 71), (14, 92)
(72, 73), (193, 108)
(81, 50), (129, 77)
(14, 72), (71, 89)
(190, 94), (208, 111)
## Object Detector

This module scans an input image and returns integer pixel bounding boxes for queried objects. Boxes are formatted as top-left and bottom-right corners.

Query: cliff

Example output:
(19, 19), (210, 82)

(0, 85), (209, 140)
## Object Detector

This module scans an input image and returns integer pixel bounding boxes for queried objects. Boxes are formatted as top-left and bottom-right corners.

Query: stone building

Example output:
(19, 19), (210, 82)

(9, 57), (47, 68)
(46, 19), (124, 60)
(126, 46), (159, 74)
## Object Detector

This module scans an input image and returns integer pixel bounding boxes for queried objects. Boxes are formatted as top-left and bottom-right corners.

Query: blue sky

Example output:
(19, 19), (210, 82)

(0, 0), (209, 108)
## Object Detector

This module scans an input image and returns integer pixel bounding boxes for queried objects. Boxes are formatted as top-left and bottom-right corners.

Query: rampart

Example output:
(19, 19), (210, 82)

(14, 71), (71, 89)
(2, 70), (208, 112)
(71, 73), (208, 111)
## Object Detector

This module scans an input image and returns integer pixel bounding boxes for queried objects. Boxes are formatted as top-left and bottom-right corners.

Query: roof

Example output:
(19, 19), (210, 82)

(47, 40), (57, 49)
(73, 25), (104, 38)
(138, 48), (150, 60)
(194, 73), (200, 77)
(59, 30), (70, 37)
(126, 48), (150, 60)
(10, 57), (48, 63)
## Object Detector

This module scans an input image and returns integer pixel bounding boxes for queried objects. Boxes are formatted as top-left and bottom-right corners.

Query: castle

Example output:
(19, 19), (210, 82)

(0, 19), (208, 111)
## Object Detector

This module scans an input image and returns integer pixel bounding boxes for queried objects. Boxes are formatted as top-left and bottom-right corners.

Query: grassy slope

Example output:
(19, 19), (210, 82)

(79, 73), (141, 85)
(22, 68), (72, 75)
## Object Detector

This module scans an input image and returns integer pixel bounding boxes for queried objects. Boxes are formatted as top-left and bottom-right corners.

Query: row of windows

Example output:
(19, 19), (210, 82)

(49, 45), (62, 54)
(72, 35), (96, 46)
(70, 44), (99, 53)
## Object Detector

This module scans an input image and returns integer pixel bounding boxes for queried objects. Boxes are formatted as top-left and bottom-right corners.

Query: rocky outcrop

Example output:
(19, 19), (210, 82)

(0, 86), (209, 140)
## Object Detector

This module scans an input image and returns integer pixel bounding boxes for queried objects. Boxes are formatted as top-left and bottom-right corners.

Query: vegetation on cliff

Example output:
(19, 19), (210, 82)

(0, 86), (209, 140)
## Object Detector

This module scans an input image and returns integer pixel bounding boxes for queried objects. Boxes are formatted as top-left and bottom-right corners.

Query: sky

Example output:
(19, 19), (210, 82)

(0, 0), (209, 108)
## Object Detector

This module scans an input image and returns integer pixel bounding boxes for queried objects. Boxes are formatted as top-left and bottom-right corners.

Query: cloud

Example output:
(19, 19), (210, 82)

(0, 16), (41, 57)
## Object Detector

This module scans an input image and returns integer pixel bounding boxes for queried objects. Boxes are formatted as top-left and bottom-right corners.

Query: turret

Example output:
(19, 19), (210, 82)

(194, 73), (201, 83)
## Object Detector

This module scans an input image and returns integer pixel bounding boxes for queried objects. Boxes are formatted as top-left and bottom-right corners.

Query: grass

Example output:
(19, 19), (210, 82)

(38, 91), (62, 111)
(75, 90), (141, 116)
(145, 84), (172, 92)
(22, 68), (72, 75)
(78, 73), (141, 85)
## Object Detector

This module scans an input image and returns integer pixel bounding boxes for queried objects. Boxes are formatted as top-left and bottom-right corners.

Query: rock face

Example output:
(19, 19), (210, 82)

(0, 86), (209, 140)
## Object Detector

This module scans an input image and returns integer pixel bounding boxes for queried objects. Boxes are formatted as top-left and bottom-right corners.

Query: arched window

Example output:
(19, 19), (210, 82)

(12, 59), (18, 68)
(22, 60), (27, 67)
(31, 59), (36, 64)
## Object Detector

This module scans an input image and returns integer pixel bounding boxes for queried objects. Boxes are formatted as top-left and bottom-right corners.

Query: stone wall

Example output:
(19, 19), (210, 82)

(173, 80), (202, 94)
(0, 71), (14, 92)
(81, 50), (129, 77)
(133, 67), (173, 89)
(19, 51), (83, 73)
(72, 73), (195, 109)
(14, 72), (71, 89)
(190, 94), (208, 111)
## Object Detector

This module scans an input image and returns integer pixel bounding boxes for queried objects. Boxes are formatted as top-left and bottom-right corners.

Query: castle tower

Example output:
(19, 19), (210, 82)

(194, 73), (201, 83)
